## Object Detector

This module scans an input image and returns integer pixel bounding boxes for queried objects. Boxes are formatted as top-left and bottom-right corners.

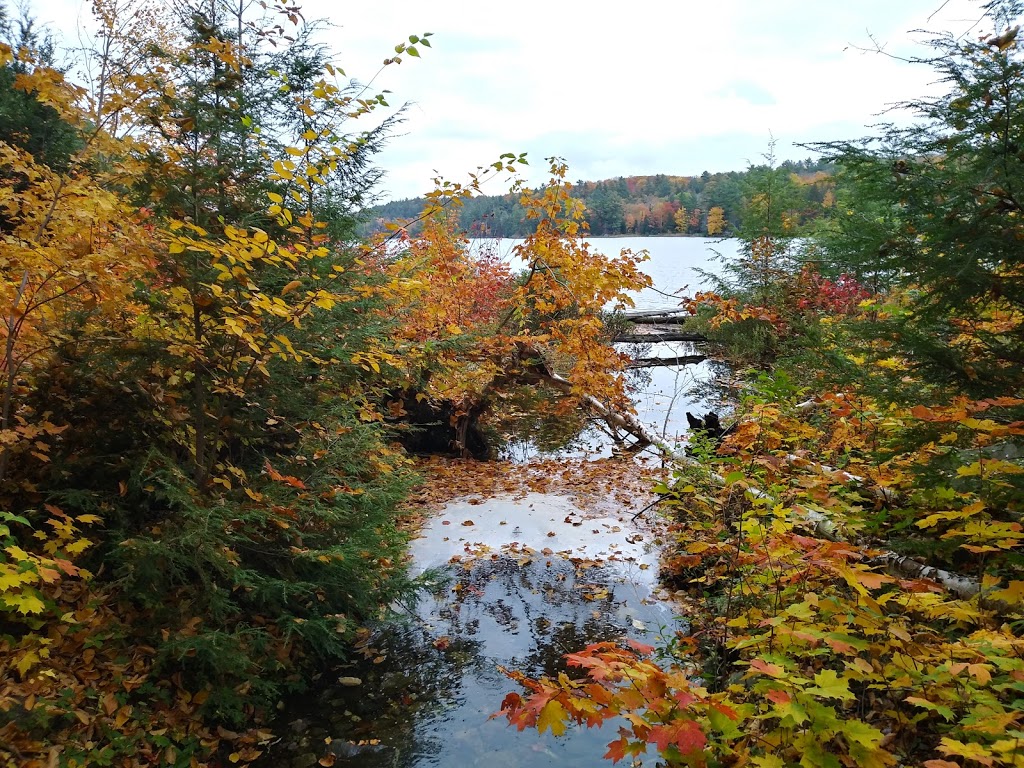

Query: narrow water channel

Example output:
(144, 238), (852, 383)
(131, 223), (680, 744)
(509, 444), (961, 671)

(262, 235), (731, 766)
(265, 487), (682, 768)
(257, 355), (727, 768)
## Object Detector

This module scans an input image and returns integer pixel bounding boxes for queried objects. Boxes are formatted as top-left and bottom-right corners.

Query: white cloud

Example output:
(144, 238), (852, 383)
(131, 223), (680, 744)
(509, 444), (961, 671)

(29, 0), (1000, 198)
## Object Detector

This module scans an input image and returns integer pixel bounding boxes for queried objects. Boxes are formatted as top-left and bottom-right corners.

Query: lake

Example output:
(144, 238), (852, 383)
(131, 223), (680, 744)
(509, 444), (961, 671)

(471, 235), (738, 312)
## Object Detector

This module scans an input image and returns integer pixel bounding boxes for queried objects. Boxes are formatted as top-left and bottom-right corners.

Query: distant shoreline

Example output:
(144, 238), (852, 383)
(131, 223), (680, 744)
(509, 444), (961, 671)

(466, 233), (735, 240)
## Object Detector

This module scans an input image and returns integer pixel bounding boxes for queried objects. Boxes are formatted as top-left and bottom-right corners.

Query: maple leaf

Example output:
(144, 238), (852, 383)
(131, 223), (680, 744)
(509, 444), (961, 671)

(4, 592), (46, 614)
(648, 719), (707, 755)
(604, 736), (629, 763)
(626, 638), (655, 655)
(938, 737), (996, 766)
(537, 699), (568, 737)
(805, 669), (854, 701)
(765, 688), (792, 705)
(840, 719), (884, 748)
(990, 580), (1024, 605)
(749, 658), (785, 678)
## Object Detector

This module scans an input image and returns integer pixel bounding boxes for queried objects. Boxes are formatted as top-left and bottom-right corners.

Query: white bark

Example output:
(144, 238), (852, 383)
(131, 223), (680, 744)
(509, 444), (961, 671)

(538, 373), (983, 602)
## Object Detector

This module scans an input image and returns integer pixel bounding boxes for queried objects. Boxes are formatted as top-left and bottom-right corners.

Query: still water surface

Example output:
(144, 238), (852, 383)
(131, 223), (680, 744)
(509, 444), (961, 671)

(474, 235), (737, 312)
(264, 237), (732, 768)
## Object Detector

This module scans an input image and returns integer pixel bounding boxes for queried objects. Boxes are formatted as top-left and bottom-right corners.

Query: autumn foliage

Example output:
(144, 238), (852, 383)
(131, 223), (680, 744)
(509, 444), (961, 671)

(498, 7), (1024, 768)
(0, 0), (663, 763)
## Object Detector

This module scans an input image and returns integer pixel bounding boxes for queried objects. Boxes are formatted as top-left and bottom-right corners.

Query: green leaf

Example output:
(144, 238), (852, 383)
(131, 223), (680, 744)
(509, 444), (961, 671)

(804, 669), (854, 701)
(708, 705), (743, 738)
(840, 719), (884, 748)
(905, 696), (955, 721)
(407, 46), (420, 57)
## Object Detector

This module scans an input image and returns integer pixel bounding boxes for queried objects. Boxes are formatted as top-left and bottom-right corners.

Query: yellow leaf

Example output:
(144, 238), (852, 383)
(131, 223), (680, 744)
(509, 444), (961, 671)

(537, 699), (568, 736)
(281, 280), (302, 296)
(16, 649), (39, 676)
(967, 663), (992, 685)
(4, 544), (30, 561)
(267, 192), (283, 203)
(991, 580), (1024, 605)
(6, 591), (46, 614)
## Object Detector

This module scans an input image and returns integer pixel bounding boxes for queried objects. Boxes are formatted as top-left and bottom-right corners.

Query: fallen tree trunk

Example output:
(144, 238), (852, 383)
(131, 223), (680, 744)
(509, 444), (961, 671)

(627, 315), (690, 326)
(529, 365), (986, 604)
(627, 355), (707, 369)
(618, 309), (691, 320)
(613, 331), (707, 343)
(536, 371), (682, 459)
(868, 552), (981, 600)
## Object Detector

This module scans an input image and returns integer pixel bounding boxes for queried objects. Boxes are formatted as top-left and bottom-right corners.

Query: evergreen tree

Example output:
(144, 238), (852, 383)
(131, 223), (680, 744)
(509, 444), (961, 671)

(0, 5), (80, 172)
(813, 0), (1024, 395)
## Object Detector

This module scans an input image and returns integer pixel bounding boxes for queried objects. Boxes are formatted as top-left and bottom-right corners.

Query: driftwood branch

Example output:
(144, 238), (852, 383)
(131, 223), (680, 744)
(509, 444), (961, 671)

(613, 331), (707, 343)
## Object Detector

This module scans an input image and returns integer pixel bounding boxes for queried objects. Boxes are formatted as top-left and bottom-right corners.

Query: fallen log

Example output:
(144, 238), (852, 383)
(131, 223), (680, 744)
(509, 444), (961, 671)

(868, 552), (981, 600)
(529, 366), (986, 603)
(627, 354), (707, 369)
(628, 315), (690, 326)
(535, 371), (682, 460)
(618, 309), (690, 320)
(613, 331), (707, 343)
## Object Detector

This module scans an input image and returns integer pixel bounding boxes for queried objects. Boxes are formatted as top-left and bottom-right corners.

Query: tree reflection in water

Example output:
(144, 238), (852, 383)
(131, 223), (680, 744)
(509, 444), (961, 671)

(265, 550), (676, 768)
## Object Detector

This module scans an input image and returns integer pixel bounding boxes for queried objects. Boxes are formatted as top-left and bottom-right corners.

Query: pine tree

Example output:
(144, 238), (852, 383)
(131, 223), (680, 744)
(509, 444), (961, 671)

(812, 0), (1024, 396)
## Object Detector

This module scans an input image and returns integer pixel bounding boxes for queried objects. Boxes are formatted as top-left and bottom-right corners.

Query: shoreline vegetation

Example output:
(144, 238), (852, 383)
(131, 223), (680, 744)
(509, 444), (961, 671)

(2, 1), (1023, 767)
(498, 7), (1024, 765)
(364, 162), (833, 240)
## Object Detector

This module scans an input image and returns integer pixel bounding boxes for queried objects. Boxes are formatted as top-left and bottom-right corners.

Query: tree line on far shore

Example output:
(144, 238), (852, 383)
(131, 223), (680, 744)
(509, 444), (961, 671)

(363, 158), (836, 238)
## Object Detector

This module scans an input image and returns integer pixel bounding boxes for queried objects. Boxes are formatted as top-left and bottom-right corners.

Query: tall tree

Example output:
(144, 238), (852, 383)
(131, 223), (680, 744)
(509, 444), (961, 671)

(813, 0), (1024, 395)
(0, 4), (80, 172)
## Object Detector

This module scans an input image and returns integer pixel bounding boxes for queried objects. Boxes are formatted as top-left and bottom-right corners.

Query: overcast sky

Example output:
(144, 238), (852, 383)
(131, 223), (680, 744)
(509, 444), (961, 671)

(33, 0), (1002, 201)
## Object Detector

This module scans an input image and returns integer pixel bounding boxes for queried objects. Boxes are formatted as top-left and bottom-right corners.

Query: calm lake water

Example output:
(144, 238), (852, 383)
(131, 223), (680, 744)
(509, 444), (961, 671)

(262, 237), (734, 768)
(472, 235), (738, 312)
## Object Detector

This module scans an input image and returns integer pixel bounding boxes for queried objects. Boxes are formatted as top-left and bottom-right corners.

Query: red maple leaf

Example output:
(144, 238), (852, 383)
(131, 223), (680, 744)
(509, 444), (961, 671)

(649, 720), (707, 755)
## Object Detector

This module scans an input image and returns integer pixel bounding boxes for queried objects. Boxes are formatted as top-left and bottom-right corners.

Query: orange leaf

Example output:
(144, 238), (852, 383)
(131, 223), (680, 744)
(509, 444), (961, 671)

(604, 737), (629, 763)
(749, 658), (785, 677)
(911, 405), (938, 421)
(264, 460), (306, 489)
(626, 638), (655, 655)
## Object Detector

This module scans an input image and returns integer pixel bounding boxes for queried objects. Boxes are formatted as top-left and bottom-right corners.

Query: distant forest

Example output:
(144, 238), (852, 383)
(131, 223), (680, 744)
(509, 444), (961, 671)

(363, 158), (836, 238)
